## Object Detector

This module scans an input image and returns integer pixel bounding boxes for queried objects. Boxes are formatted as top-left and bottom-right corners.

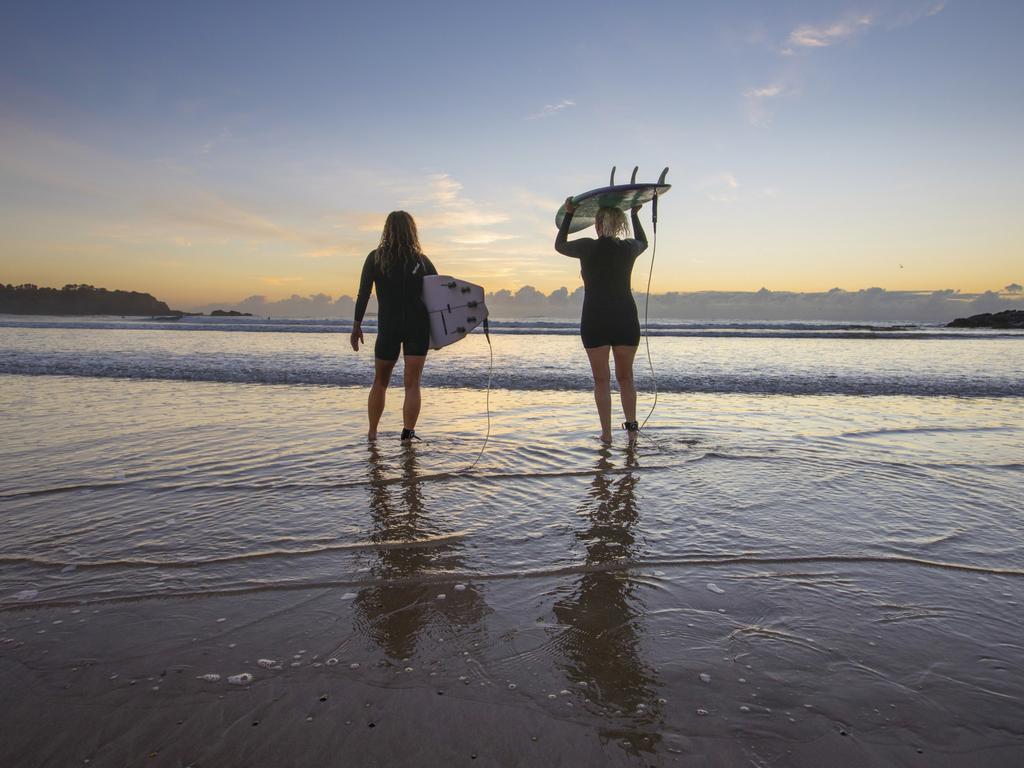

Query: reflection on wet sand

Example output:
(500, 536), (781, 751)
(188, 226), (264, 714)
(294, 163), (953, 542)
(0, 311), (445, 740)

(354, 444), (488, 660)
(553, 445), (664, 756)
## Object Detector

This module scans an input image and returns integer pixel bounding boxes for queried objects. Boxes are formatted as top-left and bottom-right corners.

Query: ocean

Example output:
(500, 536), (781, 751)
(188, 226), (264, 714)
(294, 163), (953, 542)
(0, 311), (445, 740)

(1, 314), (1021, 395)
(1, 314), (1022, 765)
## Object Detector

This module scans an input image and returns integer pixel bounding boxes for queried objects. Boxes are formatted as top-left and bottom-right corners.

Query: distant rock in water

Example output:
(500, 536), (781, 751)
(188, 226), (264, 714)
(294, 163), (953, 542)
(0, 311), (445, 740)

(1, 283), (175, 316)
(947, 310), (1024, 329)
(210, 309), (253, 317)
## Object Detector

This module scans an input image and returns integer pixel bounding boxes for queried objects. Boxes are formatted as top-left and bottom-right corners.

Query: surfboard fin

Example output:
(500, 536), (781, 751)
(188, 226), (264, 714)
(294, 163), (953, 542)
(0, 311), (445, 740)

(609, 166), (616, 185)
(423, 275), (488, 350)
(658, 167), (669, 185)
(630, 166), (638, 183)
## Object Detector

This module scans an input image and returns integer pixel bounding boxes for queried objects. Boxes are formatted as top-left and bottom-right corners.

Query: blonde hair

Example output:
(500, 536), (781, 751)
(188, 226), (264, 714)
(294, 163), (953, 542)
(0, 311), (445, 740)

(595, 207), (629, 238)
(375, 211), (423, 275)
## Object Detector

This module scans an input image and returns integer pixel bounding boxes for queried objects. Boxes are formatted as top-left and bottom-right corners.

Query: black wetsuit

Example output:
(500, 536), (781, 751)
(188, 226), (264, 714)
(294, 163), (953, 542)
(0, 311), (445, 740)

(555, 210), (648, 348)
(354, 250), (438, 360)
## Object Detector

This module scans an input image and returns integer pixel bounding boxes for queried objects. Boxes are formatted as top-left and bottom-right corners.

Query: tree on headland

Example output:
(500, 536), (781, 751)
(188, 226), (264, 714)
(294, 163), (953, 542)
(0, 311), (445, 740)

(0, 283), (175, 316)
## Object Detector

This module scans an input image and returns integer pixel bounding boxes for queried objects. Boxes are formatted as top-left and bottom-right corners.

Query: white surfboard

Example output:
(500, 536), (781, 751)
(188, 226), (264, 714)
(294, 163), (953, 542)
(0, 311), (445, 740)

(422, 275), (488, 350)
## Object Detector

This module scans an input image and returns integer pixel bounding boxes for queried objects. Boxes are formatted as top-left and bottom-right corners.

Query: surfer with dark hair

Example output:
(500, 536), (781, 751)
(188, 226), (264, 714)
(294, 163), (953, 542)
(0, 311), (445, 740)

(351, 211), (438, 442)
(555, 200), (647, 443)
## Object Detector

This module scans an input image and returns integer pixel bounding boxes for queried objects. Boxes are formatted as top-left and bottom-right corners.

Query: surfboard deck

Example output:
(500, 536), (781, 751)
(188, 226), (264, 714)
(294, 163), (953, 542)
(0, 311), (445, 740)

(422, 275), (488, 350)
(555, 167), (670, 233)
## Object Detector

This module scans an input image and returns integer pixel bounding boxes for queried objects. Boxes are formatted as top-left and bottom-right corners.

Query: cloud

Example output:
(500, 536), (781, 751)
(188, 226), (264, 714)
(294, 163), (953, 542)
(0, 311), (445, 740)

(448, 232), (518, 246)
(743, 82), (788, 124)
(787, 13), (874, 49)
(525, 99), (576, 120)
(511, 188), (563, 213)
(349, 172), (521, 265)
(638, 287), (1024, 322)
(783, 4), (942, 53)
(428, 173), (461, 204)
(746, 84), (784, 100)
(330, 211), (388, 234)
(187, 284), (1024, 322)
(191, 293), (357, 317)
(199, 128), (233, 155)
(298, 247), (342, 259)
(890, 2), (946, 28)
(0, 116), (350, 257)
(752, 5), (941, 120)
(319, 172), (532, 273)
(411, 173), (510, 230)
(148, 193), (298, 242)
(482, 286), (1024, 322)
(697, 172), (740, 203)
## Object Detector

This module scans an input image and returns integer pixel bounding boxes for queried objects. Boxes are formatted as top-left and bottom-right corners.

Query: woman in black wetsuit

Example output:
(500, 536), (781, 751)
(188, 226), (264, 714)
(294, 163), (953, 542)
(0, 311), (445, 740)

(351, 211), (438, 442)
(555, 201), (647, 443)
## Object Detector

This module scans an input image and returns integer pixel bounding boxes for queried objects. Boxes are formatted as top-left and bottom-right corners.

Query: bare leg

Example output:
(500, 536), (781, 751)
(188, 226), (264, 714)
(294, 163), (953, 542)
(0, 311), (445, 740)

(368, 357), (397, 440)
(613, 345), (639, 441)
(612, 345), (638, 422)
(585, 346), (613, 443)
(402, 355), (427, 431)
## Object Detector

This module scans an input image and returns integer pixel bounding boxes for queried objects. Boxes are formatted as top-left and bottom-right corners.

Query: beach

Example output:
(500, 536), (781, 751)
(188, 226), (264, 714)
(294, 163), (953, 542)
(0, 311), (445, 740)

(5, 0), (1024, 762)
(2, 319), (1023, 766)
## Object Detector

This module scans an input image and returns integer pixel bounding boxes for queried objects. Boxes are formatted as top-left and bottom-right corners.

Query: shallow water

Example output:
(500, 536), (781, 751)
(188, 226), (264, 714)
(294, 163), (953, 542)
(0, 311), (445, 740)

(1, 375), (1021, 605)
(2, 323), (1023, 763)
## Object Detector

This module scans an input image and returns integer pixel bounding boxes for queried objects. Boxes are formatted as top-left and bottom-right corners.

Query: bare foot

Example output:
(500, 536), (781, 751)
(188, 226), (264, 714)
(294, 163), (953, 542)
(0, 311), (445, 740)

(367, 431), (377, 441)
(599, 432), (613, 444)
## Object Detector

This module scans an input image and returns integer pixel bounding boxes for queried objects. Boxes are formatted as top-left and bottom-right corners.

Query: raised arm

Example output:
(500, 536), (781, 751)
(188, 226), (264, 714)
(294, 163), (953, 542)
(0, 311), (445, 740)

(554, 197), (588, 259)
(630, 207), (648, 256)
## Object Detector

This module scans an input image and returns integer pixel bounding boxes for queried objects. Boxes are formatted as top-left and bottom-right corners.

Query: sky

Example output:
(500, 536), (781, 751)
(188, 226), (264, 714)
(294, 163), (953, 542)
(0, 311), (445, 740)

(1, 0), (1022, 310)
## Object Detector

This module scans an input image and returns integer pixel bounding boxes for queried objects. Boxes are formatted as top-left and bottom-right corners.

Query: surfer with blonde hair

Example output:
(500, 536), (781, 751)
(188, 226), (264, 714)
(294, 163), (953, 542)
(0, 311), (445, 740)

(556, 200), (647, 443)
(352, 211), (438, 442)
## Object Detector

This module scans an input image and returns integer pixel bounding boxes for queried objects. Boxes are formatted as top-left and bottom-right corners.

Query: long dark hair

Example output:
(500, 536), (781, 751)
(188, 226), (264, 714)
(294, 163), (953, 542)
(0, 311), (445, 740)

(375, 211), (424, 275)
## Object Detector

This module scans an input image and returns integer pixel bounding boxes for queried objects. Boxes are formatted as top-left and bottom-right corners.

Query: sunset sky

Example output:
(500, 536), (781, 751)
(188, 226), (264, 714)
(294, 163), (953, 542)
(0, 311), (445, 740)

(2, 0), (1021, 309)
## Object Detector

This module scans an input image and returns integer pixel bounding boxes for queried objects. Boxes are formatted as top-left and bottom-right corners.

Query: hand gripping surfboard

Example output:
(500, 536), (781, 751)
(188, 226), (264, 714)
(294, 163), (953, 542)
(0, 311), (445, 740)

(422, 275), (488, 350)
(555, 166), (670, 234)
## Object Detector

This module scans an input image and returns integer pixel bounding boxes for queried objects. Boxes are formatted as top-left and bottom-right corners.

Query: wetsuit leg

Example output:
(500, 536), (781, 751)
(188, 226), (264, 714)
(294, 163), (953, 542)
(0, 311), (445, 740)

(400, 311), (431, 357)
(580, 304), (604, 348)
(374, 320), (402, 361)
(582, 299), (639, 348)
(613, 314), (641, 347)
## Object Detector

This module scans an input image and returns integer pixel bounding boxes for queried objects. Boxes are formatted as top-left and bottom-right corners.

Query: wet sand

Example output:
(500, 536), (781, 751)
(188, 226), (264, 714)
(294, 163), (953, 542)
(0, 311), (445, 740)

(2, 374), (1023, 765)
(3, 560), (1022, 767)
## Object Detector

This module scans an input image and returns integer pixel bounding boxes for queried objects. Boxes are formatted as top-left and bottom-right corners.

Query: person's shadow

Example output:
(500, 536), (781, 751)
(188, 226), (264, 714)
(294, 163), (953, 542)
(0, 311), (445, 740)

(353, 444), (487, 661)
(552, 445), (664, 756)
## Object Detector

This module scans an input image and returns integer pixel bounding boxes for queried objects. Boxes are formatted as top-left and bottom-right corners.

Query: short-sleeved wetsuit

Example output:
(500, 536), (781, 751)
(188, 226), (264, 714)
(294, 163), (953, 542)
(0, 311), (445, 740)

(555, 210), (648, 349)
(354, 250), (438, 361)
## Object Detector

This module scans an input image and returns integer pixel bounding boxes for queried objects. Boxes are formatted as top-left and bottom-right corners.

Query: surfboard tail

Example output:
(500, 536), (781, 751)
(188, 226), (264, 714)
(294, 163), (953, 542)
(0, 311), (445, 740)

(422, 275), (489, 350)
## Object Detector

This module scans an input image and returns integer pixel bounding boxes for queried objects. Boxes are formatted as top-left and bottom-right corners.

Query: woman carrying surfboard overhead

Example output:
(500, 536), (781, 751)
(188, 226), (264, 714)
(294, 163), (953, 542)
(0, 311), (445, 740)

(555, 200), (647, 443)
(351, 211), (438, 442)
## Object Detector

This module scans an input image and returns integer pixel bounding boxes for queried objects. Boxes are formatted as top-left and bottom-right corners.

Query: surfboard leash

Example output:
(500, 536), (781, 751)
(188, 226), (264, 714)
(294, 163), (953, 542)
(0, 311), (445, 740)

(461, 317), (492, 473)
(640, 190), (659, 433)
